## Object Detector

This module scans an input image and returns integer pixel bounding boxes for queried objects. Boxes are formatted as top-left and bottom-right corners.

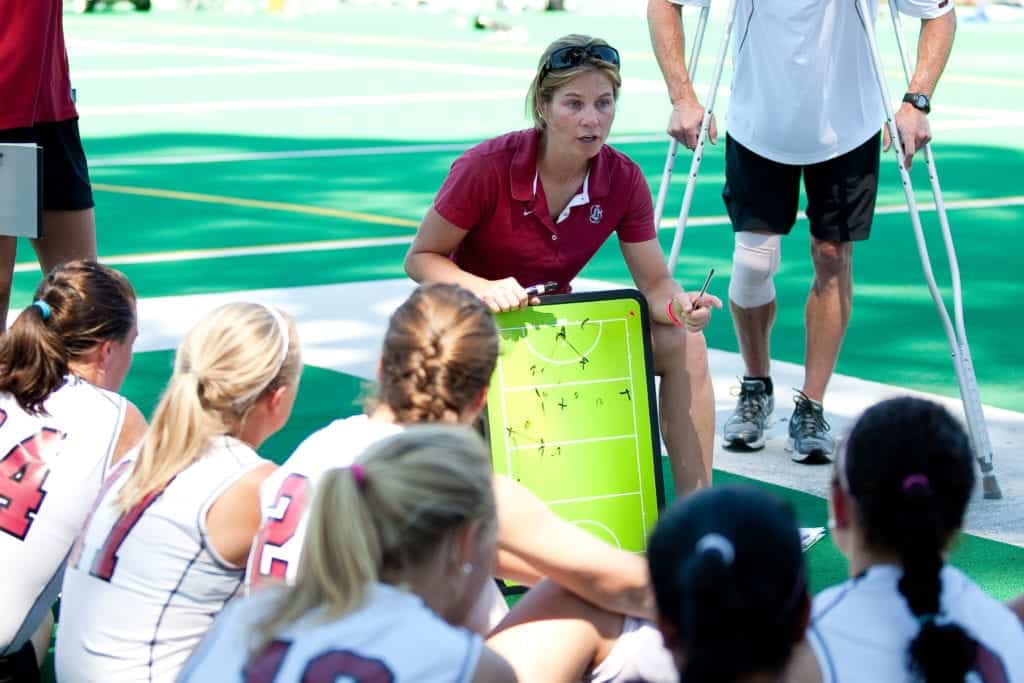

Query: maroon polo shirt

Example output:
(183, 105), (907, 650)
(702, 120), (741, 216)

(0, 0), (77, 129)
(434, 128), (656, 293)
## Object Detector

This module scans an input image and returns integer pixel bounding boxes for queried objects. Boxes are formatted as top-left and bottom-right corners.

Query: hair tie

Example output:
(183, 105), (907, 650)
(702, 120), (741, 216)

(917, 613), (939, 628)
(695, 533), (735, 567)
(350, 463), (367, 491)
(901, 473), (930, 493)
(32, 300), (52, 321)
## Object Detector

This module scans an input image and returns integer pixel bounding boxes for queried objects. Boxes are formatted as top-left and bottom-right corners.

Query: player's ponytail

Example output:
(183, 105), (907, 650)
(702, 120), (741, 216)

(842, 397), (977, 682)
(116, 303), (300, 511)
(0, 260), (135, 413)
(253, 426), (496, 653)
(647, 485), (807, 683)
(376, 283), (497, 424)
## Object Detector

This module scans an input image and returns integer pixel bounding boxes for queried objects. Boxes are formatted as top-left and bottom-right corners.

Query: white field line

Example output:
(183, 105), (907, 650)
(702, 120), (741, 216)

(547, 491), (642, 506)
(504, 377), (632, 392)
(11, 195), (1023, 274)
(509, 434), (636, 452)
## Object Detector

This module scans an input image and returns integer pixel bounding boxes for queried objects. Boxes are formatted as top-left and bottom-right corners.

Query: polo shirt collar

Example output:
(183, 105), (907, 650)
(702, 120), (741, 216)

(511, 128), (612, 202)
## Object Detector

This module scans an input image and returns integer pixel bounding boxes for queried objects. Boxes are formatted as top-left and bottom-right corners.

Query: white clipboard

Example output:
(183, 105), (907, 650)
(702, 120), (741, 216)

(0, 143), (44, 239)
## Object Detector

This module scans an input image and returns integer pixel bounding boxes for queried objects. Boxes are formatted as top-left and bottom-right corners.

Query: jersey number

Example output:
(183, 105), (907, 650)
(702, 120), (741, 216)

(0, 427), (64, 540)
(248, 473), (310, 586)
(246, 641), (394, 683)
(88, 487), (164, 581)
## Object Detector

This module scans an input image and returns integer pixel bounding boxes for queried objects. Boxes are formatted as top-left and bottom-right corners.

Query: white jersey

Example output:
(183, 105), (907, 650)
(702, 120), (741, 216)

(809, 565), (1024, 682)
(0, 377), (126, 655)
(55, 436), (267, 683)
(727, 0), (952, 165)
(247, 415), (400, 587)
(179, 583), (483, 682)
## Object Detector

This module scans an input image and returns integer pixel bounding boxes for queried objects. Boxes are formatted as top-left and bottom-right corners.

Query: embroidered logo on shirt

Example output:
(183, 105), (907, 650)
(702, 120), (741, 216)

(589, 205), (603, 224)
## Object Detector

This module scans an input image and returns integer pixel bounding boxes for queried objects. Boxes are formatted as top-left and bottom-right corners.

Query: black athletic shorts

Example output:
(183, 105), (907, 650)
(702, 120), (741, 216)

(0, 641), (40, 683)
(0, 119), (94, 211)
(722, 132), (881, 242)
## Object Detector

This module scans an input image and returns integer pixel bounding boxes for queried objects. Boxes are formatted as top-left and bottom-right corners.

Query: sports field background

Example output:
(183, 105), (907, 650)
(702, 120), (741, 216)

(16, 1), (1024, 626)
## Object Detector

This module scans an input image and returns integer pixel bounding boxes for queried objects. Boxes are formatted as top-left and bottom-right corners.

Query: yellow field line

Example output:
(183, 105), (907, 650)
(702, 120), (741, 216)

(91, 183), (420, 228)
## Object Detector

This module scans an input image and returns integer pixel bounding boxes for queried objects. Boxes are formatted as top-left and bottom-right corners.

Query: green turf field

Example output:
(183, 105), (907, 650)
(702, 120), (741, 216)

(26, 5), (1024, 676)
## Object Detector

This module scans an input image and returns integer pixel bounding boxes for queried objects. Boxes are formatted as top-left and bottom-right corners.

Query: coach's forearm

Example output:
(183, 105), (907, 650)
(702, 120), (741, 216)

(404, 251), (490, 293)
(647, 0), (698, 105)
(908, 11), (956, 98)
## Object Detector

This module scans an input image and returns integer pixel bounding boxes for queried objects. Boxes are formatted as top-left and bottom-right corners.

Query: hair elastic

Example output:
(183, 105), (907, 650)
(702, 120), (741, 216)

(350, 463), (367, 491)
(32, 300), (52, 321)
(695, 532), (735, 566)
(666, 299), (684, 328)
(901, 473), (931, 493)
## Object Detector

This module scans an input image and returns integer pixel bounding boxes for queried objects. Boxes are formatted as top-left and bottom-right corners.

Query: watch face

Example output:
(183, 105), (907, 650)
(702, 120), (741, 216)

(914, 95), (928, 108)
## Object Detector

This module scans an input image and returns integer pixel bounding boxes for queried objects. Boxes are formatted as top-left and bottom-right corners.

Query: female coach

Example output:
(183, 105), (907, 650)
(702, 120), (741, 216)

(405, 34), (721, 494)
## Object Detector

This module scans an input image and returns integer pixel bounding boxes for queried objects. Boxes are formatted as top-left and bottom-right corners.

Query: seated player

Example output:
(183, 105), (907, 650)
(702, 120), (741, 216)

(179, 427), (516, 682)
(249, 283), (676, 682)
(646, 484), (809, 682)
(0, 261), (145, 683)
(787, 397), (1024, 682)
(55, 302), (301, 683)
(405, 34), (721, 495)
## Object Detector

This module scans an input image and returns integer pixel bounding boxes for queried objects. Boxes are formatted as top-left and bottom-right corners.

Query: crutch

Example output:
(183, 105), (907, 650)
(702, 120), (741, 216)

(667, 0), (739, 274)
(857, 0), (1001, 498)
(653, 0), (710, 236)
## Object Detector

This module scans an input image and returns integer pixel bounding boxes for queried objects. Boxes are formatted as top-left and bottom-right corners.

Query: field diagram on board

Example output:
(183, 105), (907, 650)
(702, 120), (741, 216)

(487, 291), (663, 556)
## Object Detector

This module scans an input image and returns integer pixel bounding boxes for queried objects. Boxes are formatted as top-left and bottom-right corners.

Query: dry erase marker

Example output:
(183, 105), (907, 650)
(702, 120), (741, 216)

(525, 281), (559, 296)
(691, 268), (715, 310)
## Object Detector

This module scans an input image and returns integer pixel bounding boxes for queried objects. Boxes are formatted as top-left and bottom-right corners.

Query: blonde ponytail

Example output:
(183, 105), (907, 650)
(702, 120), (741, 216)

(117, 303), (300, 511)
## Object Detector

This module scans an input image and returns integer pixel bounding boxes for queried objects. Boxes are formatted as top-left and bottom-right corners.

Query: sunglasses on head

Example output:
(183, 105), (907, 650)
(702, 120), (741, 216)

(542, 44), (620, 79)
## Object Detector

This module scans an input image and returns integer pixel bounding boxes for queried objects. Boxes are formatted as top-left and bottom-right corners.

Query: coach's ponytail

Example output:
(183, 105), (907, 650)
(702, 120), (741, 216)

(116, 303), (300, 511)
(647, 485), (806, 683)
(0, 261), (135, 413)
(253, 426), (496, 653)
(842, 397), (977, 682)
(375, 283), (497, 424)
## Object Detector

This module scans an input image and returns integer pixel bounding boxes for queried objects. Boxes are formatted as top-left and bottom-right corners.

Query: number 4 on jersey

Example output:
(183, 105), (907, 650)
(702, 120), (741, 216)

(0, 427), (65, 540)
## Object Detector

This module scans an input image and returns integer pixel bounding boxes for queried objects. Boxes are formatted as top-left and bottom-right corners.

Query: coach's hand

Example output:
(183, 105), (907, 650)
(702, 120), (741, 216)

(671, 291), (722, 333)
(886, 104), (931, 170)
(478, 277), (537, 313)
(669, 97), (717, 151)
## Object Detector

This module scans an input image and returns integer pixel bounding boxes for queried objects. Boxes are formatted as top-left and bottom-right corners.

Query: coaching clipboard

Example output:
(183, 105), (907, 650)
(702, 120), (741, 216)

(486, 289), (664, 579)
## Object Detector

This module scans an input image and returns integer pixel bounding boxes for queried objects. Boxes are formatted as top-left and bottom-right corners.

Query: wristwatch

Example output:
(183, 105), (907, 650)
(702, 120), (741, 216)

(902, 92), (931, 114)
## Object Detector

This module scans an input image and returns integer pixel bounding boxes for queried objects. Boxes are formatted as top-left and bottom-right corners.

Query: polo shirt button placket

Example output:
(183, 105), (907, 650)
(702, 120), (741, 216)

(551, 234), (558, 241)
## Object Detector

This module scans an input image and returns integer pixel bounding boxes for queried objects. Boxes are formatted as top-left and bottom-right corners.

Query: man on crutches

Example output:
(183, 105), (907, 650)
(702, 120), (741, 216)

(648, 0), (957, 463)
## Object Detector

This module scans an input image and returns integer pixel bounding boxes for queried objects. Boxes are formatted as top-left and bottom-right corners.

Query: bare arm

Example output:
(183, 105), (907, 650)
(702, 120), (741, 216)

(647, 0), (717, 148)
(404, 209), (533, 313)
(471, 646), (518, 683)
(621, 239), (721, 332)
(1010, 594), (1024, 625)
(493, 475), (656, 621)
(890, 10), (957, 167)
(207, 461), (277, 567)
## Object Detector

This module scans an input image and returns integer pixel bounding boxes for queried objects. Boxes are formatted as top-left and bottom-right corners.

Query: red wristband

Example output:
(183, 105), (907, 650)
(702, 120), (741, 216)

(666, 299), (684, 328)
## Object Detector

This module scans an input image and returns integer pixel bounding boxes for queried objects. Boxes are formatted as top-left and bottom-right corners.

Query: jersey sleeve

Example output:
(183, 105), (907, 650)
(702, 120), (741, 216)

(891, 0), (954, 19)
(616, 163), (657, 243)
(432, 149), (499, 231)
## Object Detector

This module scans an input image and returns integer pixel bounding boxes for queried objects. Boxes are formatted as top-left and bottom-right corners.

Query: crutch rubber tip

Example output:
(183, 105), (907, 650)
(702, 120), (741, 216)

(981, 474), (1002, 500)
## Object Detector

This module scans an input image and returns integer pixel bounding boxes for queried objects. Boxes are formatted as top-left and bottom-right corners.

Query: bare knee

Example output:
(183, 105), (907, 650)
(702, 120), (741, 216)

(810, 239), (852, 282)
(652, 323), (708, 375)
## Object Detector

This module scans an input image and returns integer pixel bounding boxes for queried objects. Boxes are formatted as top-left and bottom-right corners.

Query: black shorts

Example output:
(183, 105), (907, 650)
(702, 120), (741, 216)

(0, 641), (40, 683)
(0, 119), (94, 211)
(722, 132), (881, 242)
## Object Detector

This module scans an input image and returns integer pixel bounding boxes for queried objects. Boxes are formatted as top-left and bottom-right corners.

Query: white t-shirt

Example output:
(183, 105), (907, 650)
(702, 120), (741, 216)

(247, 415), (401, 587)
(809, 564), (1024, 682)
(0, 377), (126, 655)
(55, 436), (267, 683)
(179, 583), (483, 682)
(726, 0), (952, 165)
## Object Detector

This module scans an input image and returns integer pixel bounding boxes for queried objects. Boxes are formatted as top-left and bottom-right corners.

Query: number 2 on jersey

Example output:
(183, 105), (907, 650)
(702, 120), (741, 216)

(0, 425), (64, 540)
(249, 473), (310, 585)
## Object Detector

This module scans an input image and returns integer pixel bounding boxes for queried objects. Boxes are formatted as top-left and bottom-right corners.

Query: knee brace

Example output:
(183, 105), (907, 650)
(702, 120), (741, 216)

(728, 232), (781, 308)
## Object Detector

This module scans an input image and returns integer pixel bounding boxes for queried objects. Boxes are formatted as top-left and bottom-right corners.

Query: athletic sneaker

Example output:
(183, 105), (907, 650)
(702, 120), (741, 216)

(788, 391), (834, 464)
(722, 379), (774, 451)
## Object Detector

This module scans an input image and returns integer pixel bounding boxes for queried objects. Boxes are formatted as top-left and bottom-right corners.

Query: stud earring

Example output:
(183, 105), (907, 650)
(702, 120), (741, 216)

(462, 562), (474, 575)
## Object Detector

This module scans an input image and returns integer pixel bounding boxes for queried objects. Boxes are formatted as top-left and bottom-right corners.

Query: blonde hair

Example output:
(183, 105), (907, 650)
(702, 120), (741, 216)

(254, 425), (495, 652)
(375, 283), (497, 424)
(0, 261), (135, 413)
(526, 34), (621, 130)
(116, 303), (301, 511)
